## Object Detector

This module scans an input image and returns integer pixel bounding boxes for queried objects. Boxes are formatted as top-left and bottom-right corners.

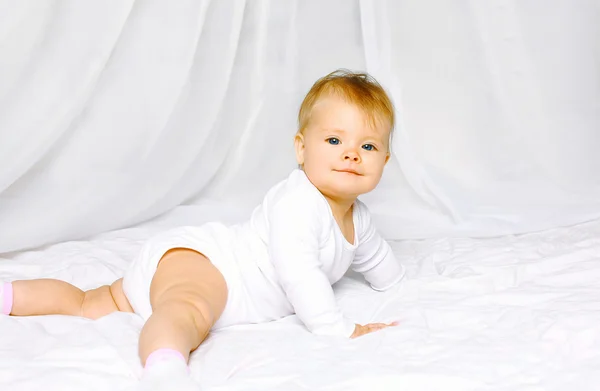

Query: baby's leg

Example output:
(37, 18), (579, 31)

(7, 278), (132, 318)
(136, 248), (228, 390)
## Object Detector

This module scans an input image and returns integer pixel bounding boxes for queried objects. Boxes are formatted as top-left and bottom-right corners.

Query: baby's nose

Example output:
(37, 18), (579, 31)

(344, 151), (360, 162)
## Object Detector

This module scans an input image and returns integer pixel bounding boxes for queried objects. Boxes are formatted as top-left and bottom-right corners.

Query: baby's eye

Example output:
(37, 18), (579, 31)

(327, 138), (340, 145)
(362, 144), (376, 151)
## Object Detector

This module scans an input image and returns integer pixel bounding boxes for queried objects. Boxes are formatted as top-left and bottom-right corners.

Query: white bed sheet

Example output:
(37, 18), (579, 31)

(1, 211), (600, 391)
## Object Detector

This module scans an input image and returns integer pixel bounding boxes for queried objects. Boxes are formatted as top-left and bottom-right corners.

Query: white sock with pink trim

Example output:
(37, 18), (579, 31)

(137, 349), (198, 391)
(1, 282), (13, 315)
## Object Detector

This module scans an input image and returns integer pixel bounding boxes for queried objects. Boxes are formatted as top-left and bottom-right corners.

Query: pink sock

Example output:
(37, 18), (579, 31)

(145, 348), (188, 372)
(140, 348), (195, 388)
(2, 282), (13, 315)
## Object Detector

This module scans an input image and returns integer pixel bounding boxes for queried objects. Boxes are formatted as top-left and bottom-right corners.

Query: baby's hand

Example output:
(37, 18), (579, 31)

(350, 321), (398, 338)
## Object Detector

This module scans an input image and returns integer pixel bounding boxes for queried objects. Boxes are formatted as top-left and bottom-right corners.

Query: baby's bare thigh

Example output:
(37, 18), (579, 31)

(81, 278), (133, 320)
(150, 248), (228, 325)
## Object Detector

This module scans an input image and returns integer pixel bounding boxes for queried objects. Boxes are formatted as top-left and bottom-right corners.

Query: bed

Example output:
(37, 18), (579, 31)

(1, 207), (599, 391)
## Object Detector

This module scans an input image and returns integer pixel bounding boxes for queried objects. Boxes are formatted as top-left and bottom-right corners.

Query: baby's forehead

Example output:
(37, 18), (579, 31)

(313, 99), (391, 136)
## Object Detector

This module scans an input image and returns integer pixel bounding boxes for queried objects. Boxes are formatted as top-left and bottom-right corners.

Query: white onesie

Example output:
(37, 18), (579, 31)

(122, 169), (405, 337)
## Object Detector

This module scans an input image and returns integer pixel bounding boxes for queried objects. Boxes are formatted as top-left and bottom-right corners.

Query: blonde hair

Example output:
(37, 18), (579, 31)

(297, 69), (395, 135)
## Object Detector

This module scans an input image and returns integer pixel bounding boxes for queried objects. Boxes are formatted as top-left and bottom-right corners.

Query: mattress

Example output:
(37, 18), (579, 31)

(1, 213), (599, 391)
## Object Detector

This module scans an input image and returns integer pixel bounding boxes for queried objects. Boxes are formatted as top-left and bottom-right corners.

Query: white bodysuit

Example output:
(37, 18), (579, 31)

(122, 169), (405, 337)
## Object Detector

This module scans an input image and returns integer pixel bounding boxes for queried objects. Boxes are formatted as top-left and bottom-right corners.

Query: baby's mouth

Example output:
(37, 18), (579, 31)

(334, 169), (361, 176)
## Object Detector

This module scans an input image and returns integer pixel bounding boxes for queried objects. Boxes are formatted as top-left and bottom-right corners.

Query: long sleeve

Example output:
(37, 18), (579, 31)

(268, 196), (356, 337)
(352, 201), (405, 291)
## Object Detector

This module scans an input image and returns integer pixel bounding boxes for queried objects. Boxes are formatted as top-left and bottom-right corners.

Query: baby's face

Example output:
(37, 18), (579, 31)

(295, 96), (391, 201)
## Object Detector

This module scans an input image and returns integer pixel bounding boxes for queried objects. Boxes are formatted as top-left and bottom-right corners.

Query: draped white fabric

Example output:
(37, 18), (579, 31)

(1, 0), (598, 254)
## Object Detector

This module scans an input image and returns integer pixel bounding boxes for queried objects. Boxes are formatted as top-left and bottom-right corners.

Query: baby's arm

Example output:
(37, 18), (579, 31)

(269, 198), (356, 338)
(352, 202), (405, 291)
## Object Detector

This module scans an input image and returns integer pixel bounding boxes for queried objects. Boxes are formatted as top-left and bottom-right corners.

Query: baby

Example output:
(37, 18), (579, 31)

(0, 69), (405, 390)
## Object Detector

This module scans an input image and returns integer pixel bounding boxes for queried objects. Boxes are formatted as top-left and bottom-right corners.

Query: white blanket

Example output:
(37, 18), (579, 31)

(1, 211), (599, 390)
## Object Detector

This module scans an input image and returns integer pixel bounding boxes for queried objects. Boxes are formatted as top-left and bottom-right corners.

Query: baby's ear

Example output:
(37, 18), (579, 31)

(294, 132), (305, 165)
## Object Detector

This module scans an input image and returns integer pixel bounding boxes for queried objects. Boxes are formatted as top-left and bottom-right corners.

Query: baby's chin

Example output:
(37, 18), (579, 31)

(305, 169), (380, 196)
(322, 179), (378, 200)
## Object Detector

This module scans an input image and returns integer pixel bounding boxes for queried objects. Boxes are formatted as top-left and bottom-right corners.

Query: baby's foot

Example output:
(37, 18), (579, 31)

(137, 349), (199, 391)
(137, 359), (199, 391)
(0, 282), (13, 315)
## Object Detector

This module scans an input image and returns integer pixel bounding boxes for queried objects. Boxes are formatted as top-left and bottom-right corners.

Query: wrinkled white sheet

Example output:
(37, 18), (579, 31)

(1, 207), (599, 391)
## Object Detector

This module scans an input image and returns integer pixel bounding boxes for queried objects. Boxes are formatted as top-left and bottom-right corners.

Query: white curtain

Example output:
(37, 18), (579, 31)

(0, 0), (598, 254)
(360, 0), (600, 237)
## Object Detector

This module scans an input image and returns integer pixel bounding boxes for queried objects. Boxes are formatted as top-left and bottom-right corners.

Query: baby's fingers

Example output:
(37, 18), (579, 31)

(366, 323), (388, 330)
(366, 322), (396, 330)
(352, 322), (399, 338)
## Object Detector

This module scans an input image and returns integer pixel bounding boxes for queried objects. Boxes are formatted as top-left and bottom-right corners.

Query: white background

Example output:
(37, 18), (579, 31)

(1, 0), (598, 253)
